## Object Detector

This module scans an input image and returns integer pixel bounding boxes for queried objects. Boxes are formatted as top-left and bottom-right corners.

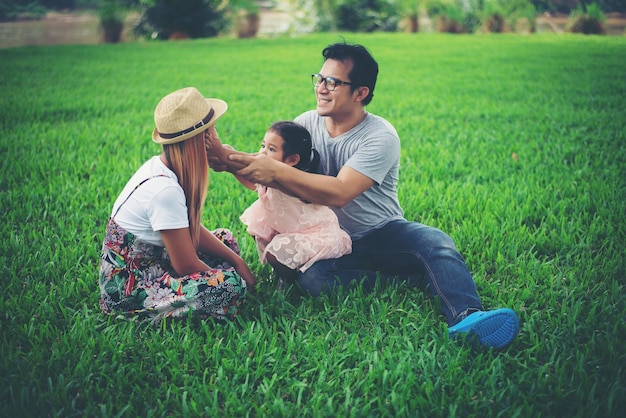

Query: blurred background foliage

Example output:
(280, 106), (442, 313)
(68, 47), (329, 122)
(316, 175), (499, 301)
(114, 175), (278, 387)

(0, 0), (622, 39)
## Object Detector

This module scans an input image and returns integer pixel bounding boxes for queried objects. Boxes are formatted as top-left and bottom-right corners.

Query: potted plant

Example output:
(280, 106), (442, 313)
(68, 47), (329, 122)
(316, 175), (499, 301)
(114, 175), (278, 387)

(97, 0), (128, 43)
(230, 0), (260, 38)
(567, 2), (606, 35)
(398, 0), (423, 33)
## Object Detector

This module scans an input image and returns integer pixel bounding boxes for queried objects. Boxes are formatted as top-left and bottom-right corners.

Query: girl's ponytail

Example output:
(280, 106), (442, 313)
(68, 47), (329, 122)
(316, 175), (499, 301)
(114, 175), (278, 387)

(305, 149), (321, 174)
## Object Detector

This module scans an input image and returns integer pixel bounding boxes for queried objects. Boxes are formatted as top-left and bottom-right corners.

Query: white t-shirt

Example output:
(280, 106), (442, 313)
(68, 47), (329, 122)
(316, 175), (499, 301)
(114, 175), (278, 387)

(111, 156), (189, 246)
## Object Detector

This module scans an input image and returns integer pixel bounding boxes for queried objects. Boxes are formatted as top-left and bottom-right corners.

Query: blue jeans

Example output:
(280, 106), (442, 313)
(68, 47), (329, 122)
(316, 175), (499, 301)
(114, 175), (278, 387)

(296, 220), (483, 325)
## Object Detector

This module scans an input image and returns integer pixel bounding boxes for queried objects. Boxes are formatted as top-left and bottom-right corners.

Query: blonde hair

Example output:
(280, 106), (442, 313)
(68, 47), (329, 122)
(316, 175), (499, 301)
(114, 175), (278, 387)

(163, 132), (208, 248)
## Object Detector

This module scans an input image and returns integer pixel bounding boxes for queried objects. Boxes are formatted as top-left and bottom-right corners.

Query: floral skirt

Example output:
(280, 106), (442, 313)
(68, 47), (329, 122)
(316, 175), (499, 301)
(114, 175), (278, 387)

(99, 219), (247, 320)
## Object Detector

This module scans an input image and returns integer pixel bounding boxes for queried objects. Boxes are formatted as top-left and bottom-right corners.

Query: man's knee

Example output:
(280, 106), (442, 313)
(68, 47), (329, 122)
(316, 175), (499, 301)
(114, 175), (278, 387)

(296, 262), (327, 297)
(406, 223), (457, 251)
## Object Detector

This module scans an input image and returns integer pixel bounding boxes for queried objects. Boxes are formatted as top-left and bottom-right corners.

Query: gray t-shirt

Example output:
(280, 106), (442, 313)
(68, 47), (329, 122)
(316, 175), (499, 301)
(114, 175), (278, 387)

(295, 110), (404, 240)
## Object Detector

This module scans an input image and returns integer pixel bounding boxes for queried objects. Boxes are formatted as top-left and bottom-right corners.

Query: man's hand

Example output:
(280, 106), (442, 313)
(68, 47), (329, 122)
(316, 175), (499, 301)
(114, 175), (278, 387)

(229, 153), (283, 185)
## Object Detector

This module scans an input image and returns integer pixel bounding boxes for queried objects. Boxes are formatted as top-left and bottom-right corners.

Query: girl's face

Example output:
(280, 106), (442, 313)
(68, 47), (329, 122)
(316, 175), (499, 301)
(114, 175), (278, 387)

(259, 130), (286, 161)
(259, 130), (301, 168)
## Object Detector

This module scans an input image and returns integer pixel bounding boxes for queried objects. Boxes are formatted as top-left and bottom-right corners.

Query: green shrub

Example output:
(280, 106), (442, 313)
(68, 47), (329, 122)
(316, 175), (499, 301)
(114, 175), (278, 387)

(133, 0), (229, 39)
(426, 0), (537, 34)
(427, 0), (478, 33)
(507, 0), (537, 33)
(478, 0), (537, 34)
(335, 0), (399, 32)
(97, 0), (129, 43)
(480, 0), (507, 32)
(0, 0), (46, 21)
(483, 13), (506, 32)
(292, 0), (399, 32)
(567, 2), (606, 34)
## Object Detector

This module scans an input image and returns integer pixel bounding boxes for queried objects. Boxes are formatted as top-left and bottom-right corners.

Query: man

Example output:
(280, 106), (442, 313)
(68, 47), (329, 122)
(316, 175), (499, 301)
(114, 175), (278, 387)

(210, 42), (519, 349)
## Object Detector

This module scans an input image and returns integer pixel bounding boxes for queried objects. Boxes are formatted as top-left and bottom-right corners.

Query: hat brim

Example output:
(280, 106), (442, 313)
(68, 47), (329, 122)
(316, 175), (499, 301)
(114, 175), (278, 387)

(152, 98), (228, 145)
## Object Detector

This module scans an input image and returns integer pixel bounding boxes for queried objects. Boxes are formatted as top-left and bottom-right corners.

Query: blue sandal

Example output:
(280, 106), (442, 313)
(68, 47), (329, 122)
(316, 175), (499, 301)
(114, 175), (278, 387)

(448, 308), (519, 349)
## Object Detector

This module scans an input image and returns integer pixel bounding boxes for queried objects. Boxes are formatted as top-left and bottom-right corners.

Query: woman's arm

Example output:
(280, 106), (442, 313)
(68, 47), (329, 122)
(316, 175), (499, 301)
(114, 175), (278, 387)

(160, 228), (210, 275)
(197, 226), (256, 287)
(160, 227), (256, 288)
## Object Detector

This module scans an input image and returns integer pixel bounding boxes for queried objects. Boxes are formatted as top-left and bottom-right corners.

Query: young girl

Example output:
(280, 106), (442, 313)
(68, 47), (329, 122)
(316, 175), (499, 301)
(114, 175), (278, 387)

(237, 121), (352, 280)
(99, 87), (256, 320)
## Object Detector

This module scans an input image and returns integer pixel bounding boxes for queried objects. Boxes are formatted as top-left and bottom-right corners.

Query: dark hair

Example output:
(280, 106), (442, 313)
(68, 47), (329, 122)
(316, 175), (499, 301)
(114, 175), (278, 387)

(269, 121), (320, 174)
(322, 42), (378, 106)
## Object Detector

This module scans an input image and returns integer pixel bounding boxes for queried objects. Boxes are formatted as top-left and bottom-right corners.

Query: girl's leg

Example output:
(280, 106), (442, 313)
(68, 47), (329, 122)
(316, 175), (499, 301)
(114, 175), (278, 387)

(266, 252), (298, 283)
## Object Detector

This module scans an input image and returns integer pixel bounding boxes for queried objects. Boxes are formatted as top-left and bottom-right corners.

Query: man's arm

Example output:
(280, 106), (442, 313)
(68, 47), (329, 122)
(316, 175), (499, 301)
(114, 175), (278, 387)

(229, 153), (374, 208)
(205, 130), (320, 197)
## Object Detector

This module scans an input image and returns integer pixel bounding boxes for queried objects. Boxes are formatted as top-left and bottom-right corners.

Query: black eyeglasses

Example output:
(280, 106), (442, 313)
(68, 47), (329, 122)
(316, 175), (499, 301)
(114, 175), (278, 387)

(311, 73), (352, 91)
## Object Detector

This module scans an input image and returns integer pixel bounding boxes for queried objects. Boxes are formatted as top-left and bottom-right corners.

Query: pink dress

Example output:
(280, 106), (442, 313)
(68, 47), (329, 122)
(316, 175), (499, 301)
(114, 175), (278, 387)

(240, 186), (352, 272)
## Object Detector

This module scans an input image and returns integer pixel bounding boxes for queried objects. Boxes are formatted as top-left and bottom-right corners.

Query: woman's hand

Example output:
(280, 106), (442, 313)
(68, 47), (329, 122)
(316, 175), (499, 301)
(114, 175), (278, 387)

(205, 129), (230, 171)
(232, 256), (257, 289)
(197, 226), (256, 289)
(207, 142), (259, 175)
(207, 145), (235, 172)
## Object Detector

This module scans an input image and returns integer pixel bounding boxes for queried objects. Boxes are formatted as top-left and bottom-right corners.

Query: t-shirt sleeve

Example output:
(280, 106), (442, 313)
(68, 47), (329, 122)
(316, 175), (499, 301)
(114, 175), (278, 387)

(346, 131), (400, 185)
(148, 185), (189, 232)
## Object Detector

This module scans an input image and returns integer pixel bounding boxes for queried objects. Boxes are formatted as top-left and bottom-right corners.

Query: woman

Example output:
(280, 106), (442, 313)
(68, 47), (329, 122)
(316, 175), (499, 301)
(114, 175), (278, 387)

(99, 87), (256, 320)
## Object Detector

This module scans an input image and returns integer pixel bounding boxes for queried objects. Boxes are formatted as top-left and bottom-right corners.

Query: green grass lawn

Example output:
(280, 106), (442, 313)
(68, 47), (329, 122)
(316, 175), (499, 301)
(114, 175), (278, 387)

(1, 33), (625, 417)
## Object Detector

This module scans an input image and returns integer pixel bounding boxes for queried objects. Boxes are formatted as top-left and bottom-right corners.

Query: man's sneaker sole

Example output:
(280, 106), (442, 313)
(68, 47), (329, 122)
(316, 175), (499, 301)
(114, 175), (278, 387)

(448, 308), (519, 349)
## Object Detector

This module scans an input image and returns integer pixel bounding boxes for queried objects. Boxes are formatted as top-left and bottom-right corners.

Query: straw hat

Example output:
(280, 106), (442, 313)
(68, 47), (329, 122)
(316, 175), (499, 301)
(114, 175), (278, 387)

(152, 87), (228, 145)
